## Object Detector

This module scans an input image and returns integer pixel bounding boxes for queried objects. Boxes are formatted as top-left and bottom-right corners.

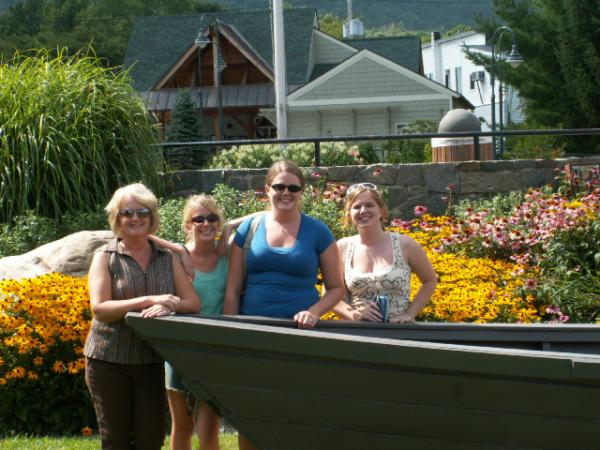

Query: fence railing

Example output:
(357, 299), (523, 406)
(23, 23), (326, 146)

(159, 128), (600, 166)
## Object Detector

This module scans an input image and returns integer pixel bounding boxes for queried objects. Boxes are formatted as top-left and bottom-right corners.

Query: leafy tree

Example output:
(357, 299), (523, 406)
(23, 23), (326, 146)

(319, 13), (343, 39)
(473, 0), (600, 154)
(0, 0), (221, 66)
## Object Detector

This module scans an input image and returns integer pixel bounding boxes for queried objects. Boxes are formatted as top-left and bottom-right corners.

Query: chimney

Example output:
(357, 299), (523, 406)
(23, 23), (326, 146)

(343, 0), (364, 39)
(432, 30), (443, 83)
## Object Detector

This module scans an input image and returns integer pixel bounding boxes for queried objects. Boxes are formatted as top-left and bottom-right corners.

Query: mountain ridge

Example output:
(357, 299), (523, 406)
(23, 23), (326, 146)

(215, 0), (494, 31)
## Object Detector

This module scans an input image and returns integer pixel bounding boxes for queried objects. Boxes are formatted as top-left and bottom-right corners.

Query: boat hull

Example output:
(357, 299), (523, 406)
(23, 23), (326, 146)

(126, 314), (600, 450)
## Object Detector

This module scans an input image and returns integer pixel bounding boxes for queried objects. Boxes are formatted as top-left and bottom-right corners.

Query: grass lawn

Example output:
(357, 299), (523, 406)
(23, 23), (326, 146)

(0, 433), (239, 449)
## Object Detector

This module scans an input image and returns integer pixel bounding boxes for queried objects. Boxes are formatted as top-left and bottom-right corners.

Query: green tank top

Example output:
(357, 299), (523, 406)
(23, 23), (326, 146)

(192, 255), (228, 315)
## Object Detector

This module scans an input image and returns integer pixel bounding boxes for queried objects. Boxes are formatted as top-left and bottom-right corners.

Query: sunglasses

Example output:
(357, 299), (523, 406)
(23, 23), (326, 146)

(118, 208), (151, 219)
(270, 183), (302, 193)
(346, 182), (378, 196)
(190, 214), (220, 224)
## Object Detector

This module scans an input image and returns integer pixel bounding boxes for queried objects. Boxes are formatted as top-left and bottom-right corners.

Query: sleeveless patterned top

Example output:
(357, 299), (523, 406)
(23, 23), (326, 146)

(83, 239), (174, 364)
(344, 232), (412, 321)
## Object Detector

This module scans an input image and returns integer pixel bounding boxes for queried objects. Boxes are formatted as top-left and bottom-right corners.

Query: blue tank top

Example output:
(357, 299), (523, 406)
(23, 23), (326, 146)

(233, 213), (334, 318)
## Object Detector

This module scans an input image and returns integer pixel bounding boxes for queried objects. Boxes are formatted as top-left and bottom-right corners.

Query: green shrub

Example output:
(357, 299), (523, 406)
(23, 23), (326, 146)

(503, 122), (565, 160)
(535, 218), (600, 322)
(208, 142), (375, 169)
(0, 48), (164, 223)
(156, 197), (188, 243)
(0, 208), (109, 258)
(382, 120), (436, 164)
(0, 212), (60, 257)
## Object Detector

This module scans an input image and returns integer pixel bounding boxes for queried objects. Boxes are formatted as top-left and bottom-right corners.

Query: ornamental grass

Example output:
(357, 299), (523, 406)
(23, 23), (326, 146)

(0, 49), (164, 223)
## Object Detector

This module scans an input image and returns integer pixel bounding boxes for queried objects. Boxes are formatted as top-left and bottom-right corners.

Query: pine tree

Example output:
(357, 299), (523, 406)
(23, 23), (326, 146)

(164, 90), (207, 169)
(478, 0), (600, 154)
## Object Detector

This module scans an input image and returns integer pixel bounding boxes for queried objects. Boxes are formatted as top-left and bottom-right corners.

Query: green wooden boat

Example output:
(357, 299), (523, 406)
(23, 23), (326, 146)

(126, 313), (600, 450)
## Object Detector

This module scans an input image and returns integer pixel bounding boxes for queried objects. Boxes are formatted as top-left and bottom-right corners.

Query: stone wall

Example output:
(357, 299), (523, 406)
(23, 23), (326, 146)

(162, 156), (600, 219)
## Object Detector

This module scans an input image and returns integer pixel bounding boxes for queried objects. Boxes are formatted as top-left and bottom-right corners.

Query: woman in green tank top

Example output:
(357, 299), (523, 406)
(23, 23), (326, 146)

(151, 195), (259, 450)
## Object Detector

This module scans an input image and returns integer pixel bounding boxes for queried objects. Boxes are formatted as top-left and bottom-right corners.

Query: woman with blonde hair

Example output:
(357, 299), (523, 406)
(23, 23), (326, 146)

(333, 183), (437, 322)
(84, 183), (200, 450)
(151, 194), (257, 450)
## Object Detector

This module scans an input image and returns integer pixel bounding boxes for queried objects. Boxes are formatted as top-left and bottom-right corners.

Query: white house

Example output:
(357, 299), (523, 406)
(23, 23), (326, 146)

(422, 31), (524, 130)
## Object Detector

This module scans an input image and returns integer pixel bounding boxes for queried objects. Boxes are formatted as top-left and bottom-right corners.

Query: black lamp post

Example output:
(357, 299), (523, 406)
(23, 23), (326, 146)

(490, 26), (523, 158)
(195, 13), (225, 141)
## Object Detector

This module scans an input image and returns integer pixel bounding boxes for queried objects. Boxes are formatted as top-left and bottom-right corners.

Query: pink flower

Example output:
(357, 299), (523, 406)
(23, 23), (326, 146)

(447, 183), (456, 191)
(525, 278), (537, 289)
(414, 205), (427, 216)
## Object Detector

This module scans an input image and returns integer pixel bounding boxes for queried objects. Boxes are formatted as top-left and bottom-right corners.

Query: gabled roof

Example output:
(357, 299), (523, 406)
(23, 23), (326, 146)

(344, 36), (422, 74)
(123, 8), (316, 91)
(289, 49), (466, 108)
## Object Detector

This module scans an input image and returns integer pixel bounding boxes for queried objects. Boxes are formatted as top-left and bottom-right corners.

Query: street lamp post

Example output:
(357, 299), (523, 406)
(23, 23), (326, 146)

(490, 26), (523, 158)
(195, 13), (225, 141)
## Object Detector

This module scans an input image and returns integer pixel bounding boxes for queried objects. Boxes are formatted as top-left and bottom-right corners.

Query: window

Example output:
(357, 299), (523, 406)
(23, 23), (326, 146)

(394, 123), (407, 134)
(455, 67), (462, 93)
(444, 69), (450, 88)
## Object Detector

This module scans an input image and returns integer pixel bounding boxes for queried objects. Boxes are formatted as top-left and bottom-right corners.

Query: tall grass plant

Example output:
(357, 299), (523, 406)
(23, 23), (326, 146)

(0, 48), (164, 222)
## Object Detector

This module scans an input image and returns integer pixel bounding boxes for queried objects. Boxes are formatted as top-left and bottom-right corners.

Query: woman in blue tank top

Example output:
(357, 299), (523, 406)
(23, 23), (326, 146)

(224, 160), (344, 327)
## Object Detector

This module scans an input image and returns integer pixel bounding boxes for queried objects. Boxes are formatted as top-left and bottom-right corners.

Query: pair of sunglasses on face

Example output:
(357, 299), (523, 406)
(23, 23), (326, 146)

(190, 214), (219, 224)
(270, 183), (302, 193)
(118, 208), (151, 219)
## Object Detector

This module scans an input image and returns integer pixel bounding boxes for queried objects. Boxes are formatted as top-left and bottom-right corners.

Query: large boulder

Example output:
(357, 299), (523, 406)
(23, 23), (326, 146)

(0, 230), (114, 280)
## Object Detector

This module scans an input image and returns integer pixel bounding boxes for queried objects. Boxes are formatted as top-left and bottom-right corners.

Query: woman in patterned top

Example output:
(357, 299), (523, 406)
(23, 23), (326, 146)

(84, 183), (200, 450)
(333, 183), (437, 322)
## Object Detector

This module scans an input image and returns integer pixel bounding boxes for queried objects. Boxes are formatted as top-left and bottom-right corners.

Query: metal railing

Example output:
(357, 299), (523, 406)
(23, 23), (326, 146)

(160, 128), (600, 166)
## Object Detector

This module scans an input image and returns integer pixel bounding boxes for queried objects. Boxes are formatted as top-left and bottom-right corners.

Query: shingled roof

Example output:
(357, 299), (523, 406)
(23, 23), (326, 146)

(344, 36), (423, 74)
(123, 8), (316, 92)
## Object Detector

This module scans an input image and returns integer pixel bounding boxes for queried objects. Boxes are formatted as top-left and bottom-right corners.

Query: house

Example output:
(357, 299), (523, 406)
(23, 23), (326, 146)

(422, 31), (524, 130)
(123, 8), (472, 140)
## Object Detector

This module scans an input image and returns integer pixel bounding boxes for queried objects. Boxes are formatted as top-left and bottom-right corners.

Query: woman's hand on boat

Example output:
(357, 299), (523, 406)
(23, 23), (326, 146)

(294, 310), (319, 329)
(150, 294), (181, 312)
(390, 312), (416, 324)
(141, 304), (173, 318)
(360, 302), (383, 322)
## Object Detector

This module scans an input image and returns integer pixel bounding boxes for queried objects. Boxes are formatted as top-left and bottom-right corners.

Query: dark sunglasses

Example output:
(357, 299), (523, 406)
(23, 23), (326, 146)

(118, 208), (151, 219)
(270, 183), (302, 193)
(191, 214), (220, 224)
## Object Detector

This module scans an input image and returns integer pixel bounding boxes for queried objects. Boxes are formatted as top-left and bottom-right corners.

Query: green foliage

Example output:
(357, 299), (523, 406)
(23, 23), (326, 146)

(451, 190), (527, 220)
(164, 90), (209, 169)
(502, 122), (565, 160)
(535, 219), (600, 323)
(0, 49), (163, 223)
(474, 0), (600, 153)
(359, 121), (436, 164)
(156, 197), (188, 244)
(0, 212), (59, 257)
(0, 208), (108, 258)
(210, 184), (266, 221)
(319, 13), (343, 39)
(0, 373), (93, 436)
(0, 0), (222, 65)
(207, 142), (376, 169)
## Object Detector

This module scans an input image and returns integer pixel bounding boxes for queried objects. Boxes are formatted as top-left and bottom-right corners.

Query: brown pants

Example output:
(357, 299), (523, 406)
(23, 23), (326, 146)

(85, 357), (166, 450)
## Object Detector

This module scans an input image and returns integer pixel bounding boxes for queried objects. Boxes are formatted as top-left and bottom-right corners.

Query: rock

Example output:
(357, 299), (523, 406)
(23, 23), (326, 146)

(0, 230), (114, 280)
